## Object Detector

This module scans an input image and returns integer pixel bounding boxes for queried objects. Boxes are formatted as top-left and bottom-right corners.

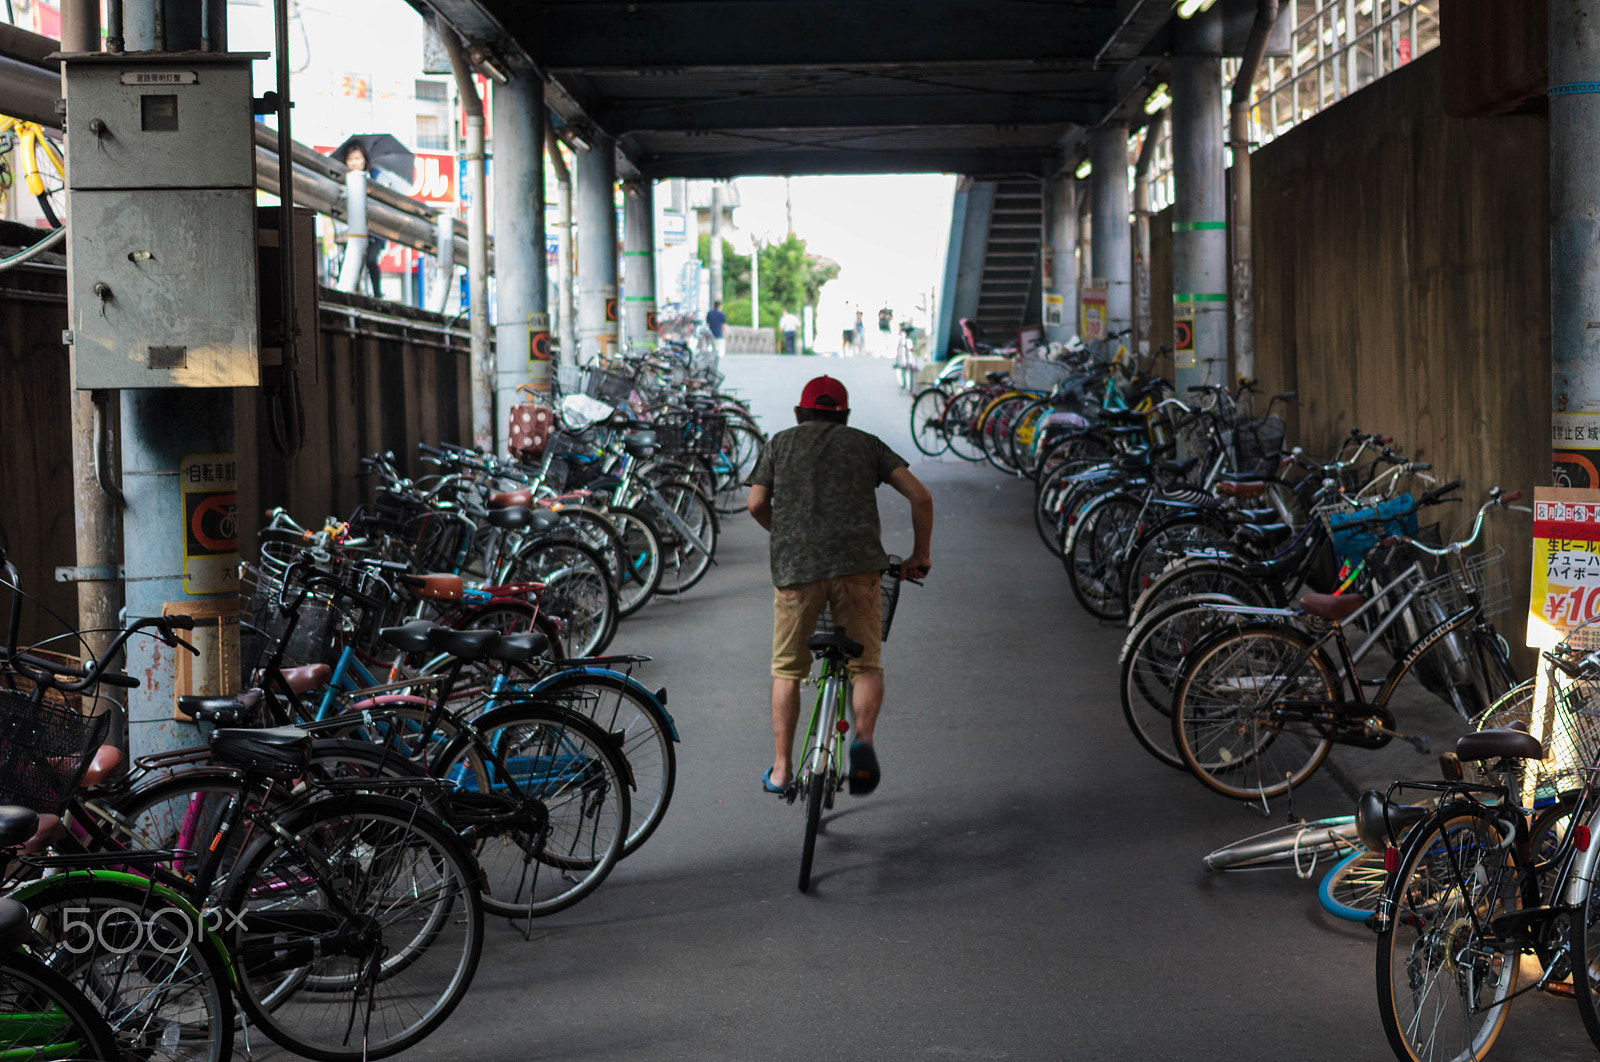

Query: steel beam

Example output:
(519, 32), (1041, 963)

(505, 2), (1120, 68)
(598, 94), (1104, 133)
(639, 147), (1051, 180)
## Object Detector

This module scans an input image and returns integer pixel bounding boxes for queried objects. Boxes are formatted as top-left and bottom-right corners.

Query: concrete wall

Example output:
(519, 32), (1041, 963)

(1250, 48), (1547, 641)
(0, 274), (470, 643)
(725, 324), (777, 354)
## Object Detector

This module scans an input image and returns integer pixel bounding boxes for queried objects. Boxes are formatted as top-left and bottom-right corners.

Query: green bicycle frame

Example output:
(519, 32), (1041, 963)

(799, 655), (851, 793)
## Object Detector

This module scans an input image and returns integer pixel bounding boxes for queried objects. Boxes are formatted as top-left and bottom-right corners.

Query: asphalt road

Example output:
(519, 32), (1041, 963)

(409, 354), (1581, 1061)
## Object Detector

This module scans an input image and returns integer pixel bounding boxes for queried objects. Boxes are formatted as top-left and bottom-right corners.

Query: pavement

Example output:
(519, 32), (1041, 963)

(407, 354), (1581, 1061)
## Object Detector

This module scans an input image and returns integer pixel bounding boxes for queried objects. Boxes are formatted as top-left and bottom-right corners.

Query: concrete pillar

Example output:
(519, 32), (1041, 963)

(1042, 175), (1080, 346)
(547, 127), (576, 364)
(1171, 10), (1228, 391)
(491, 66), (548, 450)
(441, 29), (490, 446)
(621, 179), (657, 347)
(576, 134), (619, 363)
(1133, 112), (1165, 359)
(335, 168), (369, 293)
(1089, 124), (1132, 340)
(1551, 0), (1600, 488)
(709, 183), (725, 315)
(116, 0), (237, 758)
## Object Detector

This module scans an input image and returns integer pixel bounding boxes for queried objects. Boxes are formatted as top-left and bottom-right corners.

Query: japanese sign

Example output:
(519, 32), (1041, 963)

(1043, 292), (1064, 327)
(528, 312), (552, 361)
(1174, 300), (1196, 369)
(181, 454), (239, 595)
(1527, 488), (1600, 649)
(1081, 280), (1107, 341)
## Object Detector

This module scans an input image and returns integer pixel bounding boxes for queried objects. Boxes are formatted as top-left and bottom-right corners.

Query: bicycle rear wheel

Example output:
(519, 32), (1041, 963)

(798, 767), (827, 894)
(223, 794), (483, 1062)
(1064, 492), (1143, 621)
(1376, 807), (1521, 1062)
(1170, 623), (1337, 802)
(1318, 848), (1388, 921)
(909, 386), (952, 457)
(1119, 593), (1244, 769)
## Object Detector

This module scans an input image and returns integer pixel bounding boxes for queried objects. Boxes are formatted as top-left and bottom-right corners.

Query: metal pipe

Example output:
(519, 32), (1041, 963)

(272, 0), (300, 457)
(547, 126), (577, 362)
(123, 0), (155, 51)
(709, 183), (724, 319)
(431, 209), (454, 314)
(107, 0), (124, 52)
(442, 26), (492, 447)
(336, 166), (370, 293)
(1229, 0), (1280, 383)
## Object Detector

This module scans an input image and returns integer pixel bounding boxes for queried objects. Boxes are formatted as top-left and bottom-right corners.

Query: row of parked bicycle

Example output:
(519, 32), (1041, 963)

(0, 344), (766, 1060)
(908, 338), (1600, 1061)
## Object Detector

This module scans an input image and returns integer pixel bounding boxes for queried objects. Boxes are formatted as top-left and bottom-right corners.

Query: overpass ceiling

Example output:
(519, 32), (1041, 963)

(452, 0), (1173, 179)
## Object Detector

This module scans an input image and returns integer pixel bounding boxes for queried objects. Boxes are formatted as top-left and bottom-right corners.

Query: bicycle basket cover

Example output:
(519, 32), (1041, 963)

(1326, 494), (1419, 564)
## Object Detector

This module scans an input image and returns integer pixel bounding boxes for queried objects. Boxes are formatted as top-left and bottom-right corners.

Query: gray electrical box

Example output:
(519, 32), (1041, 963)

(60, 53), (267, 389)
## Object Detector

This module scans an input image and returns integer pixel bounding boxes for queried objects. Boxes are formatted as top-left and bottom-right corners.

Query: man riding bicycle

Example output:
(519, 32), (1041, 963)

(746, 375), (933, 797)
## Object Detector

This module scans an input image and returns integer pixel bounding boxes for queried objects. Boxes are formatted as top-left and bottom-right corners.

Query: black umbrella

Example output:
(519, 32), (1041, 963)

(328, 133), (415, 183)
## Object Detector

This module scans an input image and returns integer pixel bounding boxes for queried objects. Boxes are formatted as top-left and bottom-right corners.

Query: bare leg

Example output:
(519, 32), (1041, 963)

(770, 678), (801, 787)
(852, 672), (883, 745)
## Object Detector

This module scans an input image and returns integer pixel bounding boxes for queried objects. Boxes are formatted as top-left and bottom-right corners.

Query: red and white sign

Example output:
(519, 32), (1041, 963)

(408, 153), (456, 204)
(377, 243), (416, 275)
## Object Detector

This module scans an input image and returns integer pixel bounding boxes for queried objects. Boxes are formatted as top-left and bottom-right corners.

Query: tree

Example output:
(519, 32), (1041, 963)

(697, 232), (839, 329)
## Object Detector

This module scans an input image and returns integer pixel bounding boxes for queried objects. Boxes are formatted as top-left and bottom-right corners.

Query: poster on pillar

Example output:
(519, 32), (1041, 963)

(1174, 300), (1196, 370)
(1081, 281), (1107, 341)
(528, 312), (552, 362)
(181, 454), (239, 595)
(1044, 293), (1064, 328)
(1554, 413), (1600, 489)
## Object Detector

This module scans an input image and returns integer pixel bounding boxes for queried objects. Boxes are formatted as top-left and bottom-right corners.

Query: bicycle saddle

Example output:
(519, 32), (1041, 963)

(1356, 789), (1431, 851)
(487, 506), (560, 534)
(379, 620), (441, 654)
(492, 630), (550, 663)
(426, 626), (502, 660)
(209, 726), (313, 776)
(807, 632), (864, 659)
(0, 806), (39, 850)
(623, 431), (658, 457)
(1298, 592), (1365, 623)
(1454, 727), (1544, 763)
(281, 662), (334, 694)
(399, 573), (465, 601)
(0, 897), (27, 950)
(178, 688), (264, 727)
(1217, 481), (1269, 500)
(489, 489), (534, 508)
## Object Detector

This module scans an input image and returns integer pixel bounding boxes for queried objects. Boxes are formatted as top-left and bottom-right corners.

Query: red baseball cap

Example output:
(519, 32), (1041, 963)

(798, 375), (849, 411)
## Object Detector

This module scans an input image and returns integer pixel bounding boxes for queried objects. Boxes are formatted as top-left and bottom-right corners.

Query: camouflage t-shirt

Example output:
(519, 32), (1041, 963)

(745, 421), (909, 587)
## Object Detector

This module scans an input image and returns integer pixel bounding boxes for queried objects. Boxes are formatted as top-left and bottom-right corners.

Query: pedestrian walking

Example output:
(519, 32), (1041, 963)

(779, 309), (800, 354)
(706, 301), (728, 359)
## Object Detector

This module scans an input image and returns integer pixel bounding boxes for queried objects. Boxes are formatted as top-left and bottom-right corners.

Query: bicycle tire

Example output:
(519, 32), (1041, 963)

(528, 668), (677, 857)
(1317, 848), (1388, 921)
(909, 386), (952, 457)
(1118, 593), (1246, 769)
(1567, 802), (1600, 1051)
(1127, 557), (1273, 628)
(1376, 806), (1522, 1062)
(942, 390), (987, 462)
(979, 394), (1027, 474)
(501, 538), (617, 657)
(1064, 491), (1144, 621)
(222, 793), (483, 1062)
(0, 947), (121, 1062)
(1120, 512), (1238, 619)
(798, 768), (826, 894)
(1008, 397), (1052, 476)
(1170, 622), (1337, 802)
(652, 478), (718, 595)
(14, 874), (235, 1062)
(549, 507), (630, 594)
(710, 420), (765, 514)
(432, 702), (630, 918)
(608, 506), (665, 617)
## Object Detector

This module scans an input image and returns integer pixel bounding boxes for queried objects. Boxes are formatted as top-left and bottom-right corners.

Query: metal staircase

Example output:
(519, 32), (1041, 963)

(973, 181), (1043, 340)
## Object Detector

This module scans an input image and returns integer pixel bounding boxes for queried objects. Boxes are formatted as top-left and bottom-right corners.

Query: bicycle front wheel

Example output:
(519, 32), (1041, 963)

(223, 795), (483, 1062)
(798, 768), (827, 894)
(1318, 848), (1389, 921)
(434, 704), (631, 918)
(1119, 593), (1244, 769)
(1170, 623), (1337, 802)
(909, 386), (952, 457)
(0, 948), (121, 1062)
(1377, 808), (1521, 1062)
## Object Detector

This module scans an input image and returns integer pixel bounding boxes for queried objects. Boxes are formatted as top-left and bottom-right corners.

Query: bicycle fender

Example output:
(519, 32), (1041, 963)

(1565, 802), (1600, 907)
(528, 666), (680, 741)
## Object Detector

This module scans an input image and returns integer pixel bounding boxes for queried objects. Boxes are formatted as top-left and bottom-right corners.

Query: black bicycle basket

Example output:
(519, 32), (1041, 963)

(0, 690), (111, 815)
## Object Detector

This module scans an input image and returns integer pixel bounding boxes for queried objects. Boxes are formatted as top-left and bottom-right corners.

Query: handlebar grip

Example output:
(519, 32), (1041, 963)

(1501, 490), (1523, 504)
(1421, 479), (1464, 505)
(164, 614), (195, 631)
(97, 672), (140, 689)
(1185, 386), (1208, 393)
(1378, 435), (1393, 444)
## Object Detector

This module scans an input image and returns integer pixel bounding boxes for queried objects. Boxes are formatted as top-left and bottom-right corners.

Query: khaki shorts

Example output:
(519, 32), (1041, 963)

(771, 572), (883, 680)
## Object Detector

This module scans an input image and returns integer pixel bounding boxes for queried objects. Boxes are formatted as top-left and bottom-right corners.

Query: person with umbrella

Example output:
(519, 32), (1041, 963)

(329, 135), (416, 299)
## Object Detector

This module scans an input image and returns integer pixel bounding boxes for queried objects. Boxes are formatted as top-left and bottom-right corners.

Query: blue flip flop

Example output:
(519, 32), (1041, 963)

(762, 769), (793, 795)
(848, 742), (880, 795)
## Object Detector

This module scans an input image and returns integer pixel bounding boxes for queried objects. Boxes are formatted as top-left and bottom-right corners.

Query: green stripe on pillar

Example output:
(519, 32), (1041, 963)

(1171, 221), (1228, 231)
(1173, 293), (1229, 302)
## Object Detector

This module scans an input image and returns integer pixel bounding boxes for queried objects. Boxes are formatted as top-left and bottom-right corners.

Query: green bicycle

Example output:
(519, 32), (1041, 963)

(788, 561), (911, 893)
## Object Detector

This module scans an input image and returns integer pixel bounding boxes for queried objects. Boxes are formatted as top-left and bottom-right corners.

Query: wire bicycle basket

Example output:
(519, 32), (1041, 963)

(0, 689), (111, 815)
(1416, 544), (1512, 619)
(813, 556), (903, 643)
